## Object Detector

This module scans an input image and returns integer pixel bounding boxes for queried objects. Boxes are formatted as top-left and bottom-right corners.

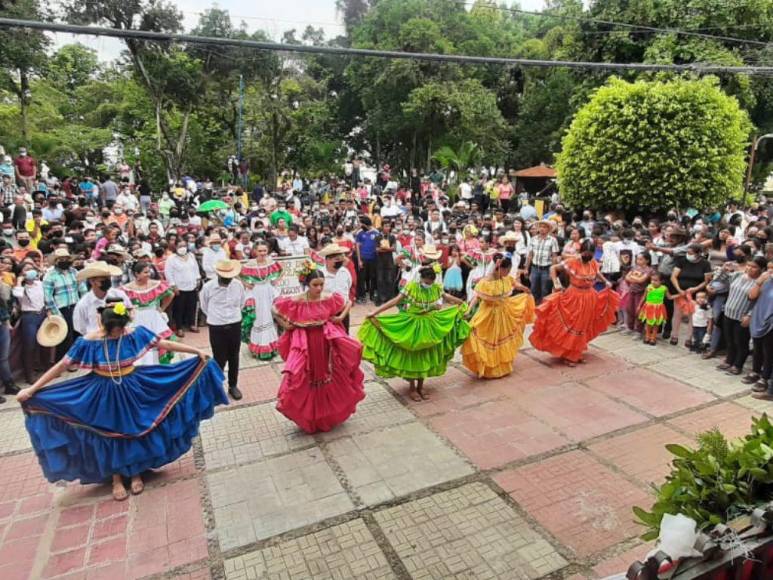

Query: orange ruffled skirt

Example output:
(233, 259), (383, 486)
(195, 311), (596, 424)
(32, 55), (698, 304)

(462, 293), (536, 378)
(529, 287), (620, 363)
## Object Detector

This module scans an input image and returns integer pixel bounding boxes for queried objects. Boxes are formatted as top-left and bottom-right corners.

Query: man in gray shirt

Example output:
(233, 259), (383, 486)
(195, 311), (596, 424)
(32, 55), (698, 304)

(100, 175), (119, 208)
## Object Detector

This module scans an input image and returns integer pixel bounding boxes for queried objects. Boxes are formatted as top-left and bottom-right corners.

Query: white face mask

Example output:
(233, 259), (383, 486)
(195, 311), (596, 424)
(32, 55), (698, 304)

(212, 244), (221, 252)
(176, 247), (188, 256)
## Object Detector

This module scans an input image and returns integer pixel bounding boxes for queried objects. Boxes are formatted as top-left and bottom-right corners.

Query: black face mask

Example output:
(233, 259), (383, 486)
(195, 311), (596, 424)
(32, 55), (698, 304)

(218, 276), (231, 287)
(58, 260), (72, 269)
(581, 253), (594, 263)
(332, 261), (344, 270)
(736, 256), (747, 264)
(98, 279), (111, 292)
(18, 239), (30, 247)
(505, 245), (515, 253)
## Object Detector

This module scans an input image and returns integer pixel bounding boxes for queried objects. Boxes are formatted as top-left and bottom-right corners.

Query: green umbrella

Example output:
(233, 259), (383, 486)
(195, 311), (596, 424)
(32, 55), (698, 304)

(197, 199), (229, 213)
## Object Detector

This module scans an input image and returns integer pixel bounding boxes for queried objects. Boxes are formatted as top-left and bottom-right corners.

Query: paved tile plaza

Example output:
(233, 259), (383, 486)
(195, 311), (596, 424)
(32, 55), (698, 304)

(0, 306), (765, 579)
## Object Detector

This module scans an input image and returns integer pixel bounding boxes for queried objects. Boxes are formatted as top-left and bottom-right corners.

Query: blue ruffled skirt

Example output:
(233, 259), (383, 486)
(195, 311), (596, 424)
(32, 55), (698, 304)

(22, 357), (228, 484)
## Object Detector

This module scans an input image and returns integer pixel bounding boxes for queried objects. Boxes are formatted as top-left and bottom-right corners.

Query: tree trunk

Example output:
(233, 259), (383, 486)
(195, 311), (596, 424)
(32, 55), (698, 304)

(19, 69), (30, 145)
(270, 111), (278, 189)
(375, 133), (381, 169)
(410, 130), (417, 173)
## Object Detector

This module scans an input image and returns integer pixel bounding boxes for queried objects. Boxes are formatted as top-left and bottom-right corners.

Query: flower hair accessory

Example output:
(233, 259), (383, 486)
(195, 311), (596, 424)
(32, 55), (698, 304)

(113, 303), (127, 316)
(432, 263), (442, 274)
(297, 260), (317, 285)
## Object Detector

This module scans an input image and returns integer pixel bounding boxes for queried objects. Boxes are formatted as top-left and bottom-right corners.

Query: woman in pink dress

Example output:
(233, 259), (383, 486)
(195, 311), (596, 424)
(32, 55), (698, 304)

(272, 264), (365, 433)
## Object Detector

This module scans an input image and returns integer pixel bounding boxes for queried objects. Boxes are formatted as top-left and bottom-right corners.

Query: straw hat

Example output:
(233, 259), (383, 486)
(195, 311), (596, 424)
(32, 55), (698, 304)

(420, 244), (443, 261)
(215, 259), (241, 279)
(76, 261), (122, 282)
(500, 231), (519, 243)
(106, 244), (129, 257)
(318, 243), (347, 258)
(37, 315), (68, 347)
(537, 219), (556, 231)
(52, 248), (71, 262)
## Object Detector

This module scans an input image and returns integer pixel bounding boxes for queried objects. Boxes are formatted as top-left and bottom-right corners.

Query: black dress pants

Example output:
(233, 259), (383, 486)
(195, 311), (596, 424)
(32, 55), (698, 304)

(172, 289), (197, 329)
(723, 317), (751, 370)
(209, 321), (240, 389)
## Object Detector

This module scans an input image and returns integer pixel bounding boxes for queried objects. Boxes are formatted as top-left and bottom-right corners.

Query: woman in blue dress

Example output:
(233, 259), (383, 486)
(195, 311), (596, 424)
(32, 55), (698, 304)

(17, 298), (228, 501)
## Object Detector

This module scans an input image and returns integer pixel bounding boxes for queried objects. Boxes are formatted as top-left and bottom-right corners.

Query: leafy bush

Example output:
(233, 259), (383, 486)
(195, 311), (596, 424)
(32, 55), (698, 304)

(634, 414), (773, 541)
(556, 78), (753, 212)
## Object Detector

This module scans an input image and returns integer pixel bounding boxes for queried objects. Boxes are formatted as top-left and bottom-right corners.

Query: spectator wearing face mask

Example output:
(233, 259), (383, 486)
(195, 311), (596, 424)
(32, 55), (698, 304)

(164, 242), (202, 337)
(321, 244), (353, 332)
(13, 265), (46, 384)
(72, 261), (131, 338)
(201, 233), (227, 280)
(43, 248), (82, 360)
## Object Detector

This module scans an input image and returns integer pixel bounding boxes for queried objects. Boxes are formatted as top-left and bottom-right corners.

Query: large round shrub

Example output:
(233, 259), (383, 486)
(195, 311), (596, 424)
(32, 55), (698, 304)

(556, 78), (752, 211)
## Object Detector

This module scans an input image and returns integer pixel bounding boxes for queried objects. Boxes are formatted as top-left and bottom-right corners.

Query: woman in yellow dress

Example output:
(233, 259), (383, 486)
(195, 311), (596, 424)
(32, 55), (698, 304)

(462, 254), (535, 378)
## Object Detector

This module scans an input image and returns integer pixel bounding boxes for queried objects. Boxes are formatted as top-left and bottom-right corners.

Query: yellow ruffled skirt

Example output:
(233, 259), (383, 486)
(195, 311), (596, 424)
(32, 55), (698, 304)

(462, 293), (536, 378)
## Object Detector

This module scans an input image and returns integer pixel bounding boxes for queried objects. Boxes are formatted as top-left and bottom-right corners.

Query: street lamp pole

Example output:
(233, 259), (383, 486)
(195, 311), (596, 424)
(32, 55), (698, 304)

(745, 133), (773, 205)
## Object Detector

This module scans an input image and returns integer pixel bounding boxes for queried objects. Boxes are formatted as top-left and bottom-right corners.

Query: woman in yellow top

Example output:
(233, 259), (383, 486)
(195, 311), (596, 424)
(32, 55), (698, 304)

(462, 254), (535, 378)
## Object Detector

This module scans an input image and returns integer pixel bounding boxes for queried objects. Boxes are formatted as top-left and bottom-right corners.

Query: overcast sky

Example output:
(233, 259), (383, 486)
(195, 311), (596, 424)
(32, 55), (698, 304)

(50, 0), (548, 60)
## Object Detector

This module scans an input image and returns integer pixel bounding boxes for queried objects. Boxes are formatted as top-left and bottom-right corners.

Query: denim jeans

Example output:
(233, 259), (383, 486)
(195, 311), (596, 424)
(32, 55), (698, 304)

(0, 323), (14, 386)
(20, 311), (46, 380)
(709, 294), (727, 351)
(530, 266), (552, 305)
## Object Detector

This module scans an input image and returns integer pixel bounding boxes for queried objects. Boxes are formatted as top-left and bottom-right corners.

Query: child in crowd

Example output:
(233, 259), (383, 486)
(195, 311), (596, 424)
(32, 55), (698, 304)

(443, 246), (465, 299)
(691, 291), (711, 353)
(638, 272), (671, 345)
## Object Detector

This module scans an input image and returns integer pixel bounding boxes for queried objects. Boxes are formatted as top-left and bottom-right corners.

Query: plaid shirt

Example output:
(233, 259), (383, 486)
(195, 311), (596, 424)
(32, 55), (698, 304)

(528, 235), (559, 267)
(0, 183), (18, 206)
(43, 267), (81, 314)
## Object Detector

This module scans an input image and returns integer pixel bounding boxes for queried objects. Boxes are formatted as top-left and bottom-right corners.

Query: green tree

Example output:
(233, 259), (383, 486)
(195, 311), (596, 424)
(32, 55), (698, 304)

(556, 78), (752, 212)
(0, 0), (50, 144)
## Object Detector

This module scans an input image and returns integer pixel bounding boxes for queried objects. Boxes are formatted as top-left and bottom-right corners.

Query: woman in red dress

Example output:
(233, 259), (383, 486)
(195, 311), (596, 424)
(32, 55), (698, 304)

(272, 264), (365, 433)
(530, 240), (620, 366)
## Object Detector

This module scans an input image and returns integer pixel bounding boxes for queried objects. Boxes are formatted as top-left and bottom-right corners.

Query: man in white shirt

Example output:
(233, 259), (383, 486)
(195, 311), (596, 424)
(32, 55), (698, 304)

(424, 209), (447, 235)
(164, 245), (201, 337)
(72, 262), (131, 337)
(201, 233), (226, 280)
(320, 243), (353, 332)
(459, 179), (473, 202)
(278, 225), (310, 256)
(199, 260), (245, 400)
(380, 195), (402, 219)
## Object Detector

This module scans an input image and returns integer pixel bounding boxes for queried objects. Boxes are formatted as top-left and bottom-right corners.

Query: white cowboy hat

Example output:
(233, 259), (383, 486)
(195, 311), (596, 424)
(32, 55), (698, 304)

(215, 259), (242, 279)
(420, 245), (443, 261)
(37, 315), (68, 347)
(500, 231), (520, 243)
(76, 261), (122, 282)
(318, 243), (347, 258)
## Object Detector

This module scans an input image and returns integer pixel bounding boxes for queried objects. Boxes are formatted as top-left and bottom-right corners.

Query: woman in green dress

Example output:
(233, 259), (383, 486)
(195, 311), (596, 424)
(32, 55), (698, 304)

(358, 266), (470, 401)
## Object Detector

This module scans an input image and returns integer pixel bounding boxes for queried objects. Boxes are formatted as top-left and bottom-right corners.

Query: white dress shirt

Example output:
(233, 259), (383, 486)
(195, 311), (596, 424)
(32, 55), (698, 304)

(278, 236), (310, 257)
(12, 280), (45, 311)
(201, 246), (226, 279)
(324, 267), (352, 300)
(164, 254), (201, 291)
(72, 288), (132, 336)
(199, 278), (245, 325)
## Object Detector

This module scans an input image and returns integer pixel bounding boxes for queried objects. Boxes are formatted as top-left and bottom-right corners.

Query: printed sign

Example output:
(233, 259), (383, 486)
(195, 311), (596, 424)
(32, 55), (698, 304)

(275, 256), (308, 296)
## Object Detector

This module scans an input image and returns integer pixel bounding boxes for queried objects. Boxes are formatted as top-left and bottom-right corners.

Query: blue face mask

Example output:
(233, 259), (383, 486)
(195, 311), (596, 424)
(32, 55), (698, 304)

(25, 270), (39, 281)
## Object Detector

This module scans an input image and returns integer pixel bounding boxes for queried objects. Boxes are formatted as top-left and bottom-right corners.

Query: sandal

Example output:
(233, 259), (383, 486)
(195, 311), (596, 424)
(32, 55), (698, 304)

(684, 340), (693, 349)
(130, 478), (144, 496)
(716, 363), (731, 371)
(669, 337), (678, 346)
(742, 373), (761, 385)
(726, 367), (742, 376)
(752, 380), (768, 393)
(112, 482), (129, 502)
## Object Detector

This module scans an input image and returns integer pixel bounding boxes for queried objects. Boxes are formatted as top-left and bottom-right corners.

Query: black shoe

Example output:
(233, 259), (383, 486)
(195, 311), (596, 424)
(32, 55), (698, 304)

(0, 395), (6, 404)
(662, 330), (671, 340)
(4, 384), (19, 395)
(229, 386), (243, 401)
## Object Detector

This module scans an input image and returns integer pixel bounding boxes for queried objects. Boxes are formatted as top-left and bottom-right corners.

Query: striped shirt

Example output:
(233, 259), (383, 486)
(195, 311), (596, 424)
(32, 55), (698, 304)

(528, 235), (559, 267)
(43, 267), (81, 314)
(723, 272), (757, 321)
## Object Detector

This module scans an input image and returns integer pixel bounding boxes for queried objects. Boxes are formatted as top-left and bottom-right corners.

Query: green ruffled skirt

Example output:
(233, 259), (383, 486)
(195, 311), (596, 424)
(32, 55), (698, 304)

(358, 305), (470, 379)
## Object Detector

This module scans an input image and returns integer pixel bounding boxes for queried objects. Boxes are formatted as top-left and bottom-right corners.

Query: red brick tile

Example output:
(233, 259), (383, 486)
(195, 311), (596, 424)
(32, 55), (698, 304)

(667, 402), (755, 441)
(506, 382), (648, 442)
(87, 537), (127, 566)
(430, 400), (569, 469)
(589, 424), (693, 486)
(0, 561), (39, 580)
(85, 562), (126, 580)
(18, 493), (53, 516)
(0, 536), (41, 564)
(527, 349), (632, 381)
(584, 368), (715, 417)
(0, 500), (15, 520)
(94, 499), (128, 520)
(58, 505), (95, 528)
(128, 546), (170, 579)
(495, 450), (650, 557)
(6, 513), (48, 540)
(168, 538), (208, 568)
(92, 514), (127, 541)
(0, 453), (50, 502)
(230, 366), (281, 405)
(593, 541), (654, 576)
(51, 523), (91, 553)
(128, 524), (166, 554)
(43, 547), (86, 578)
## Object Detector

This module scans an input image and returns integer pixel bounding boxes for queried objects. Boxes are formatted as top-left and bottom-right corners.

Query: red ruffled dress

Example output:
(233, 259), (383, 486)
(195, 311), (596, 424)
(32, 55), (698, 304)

(274, 293), (365, 433)
(529, 257), (620, 363)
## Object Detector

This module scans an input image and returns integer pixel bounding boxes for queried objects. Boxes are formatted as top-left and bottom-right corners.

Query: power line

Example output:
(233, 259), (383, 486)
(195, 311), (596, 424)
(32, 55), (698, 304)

(456, 0), (772, 48)
(3, 17), (773, 75)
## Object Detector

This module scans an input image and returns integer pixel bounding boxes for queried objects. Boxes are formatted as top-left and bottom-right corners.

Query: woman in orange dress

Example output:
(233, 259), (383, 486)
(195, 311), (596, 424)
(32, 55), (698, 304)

(529, 240), (620, 366)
